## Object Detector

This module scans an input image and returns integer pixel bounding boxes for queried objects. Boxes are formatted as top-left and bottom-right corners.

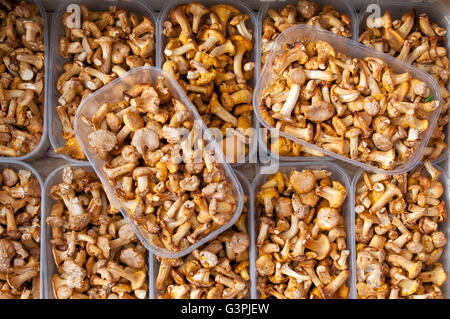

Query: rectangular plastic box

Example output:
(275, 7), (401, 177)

(157, 0), (259, 167)
(41, 163), (152, 299)
(48, 0), (158, 164)
(254, 23), (443, 174)
(251, 161), (356, 299)
(1, 0), (49, 161)
(0, 160), (44, 298)
(149, 169), (256, 299)
(357, 0), (450, 165)
(351, 165), (450, 298)
(73, 66), (244, 258)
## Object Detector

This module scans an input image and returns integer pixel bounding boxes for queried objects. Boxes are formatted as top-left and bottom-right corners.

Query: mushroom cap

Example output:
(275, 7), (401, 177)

(186, 2), (209, 15)
(290, 170), (316, 194)
(230, 232), (250, 254)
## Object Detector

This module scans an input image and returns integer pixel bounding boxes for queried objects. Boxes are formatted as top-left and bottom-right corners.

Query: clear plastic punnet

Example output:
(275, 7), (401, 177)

(257, 0), (353, 162)
(254, 24), (443, 175)
(73, 66), (244, 259)
(0, 160), (44, 298)
(2, 0), (49, 161)
(351, 164), (450, 298)
(257, 0), (358, 56)
(358, 0), (450, 165)
(149, 169), (255, 299)
(41, 163), (152, 299)
(258, 123), (331, 162)
(157, 0), (258, 167)
(48, 0), (158, 164)
(252, 161), (356, 299)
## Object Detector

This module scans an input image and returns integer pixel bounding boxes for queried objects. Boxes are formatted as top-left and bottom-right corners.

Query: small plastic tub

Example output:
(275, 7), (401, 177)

(73, 66), (244, 259)
(351, 165), (450, 298)
(0, 160), (44, 298)
(258, 123), (331, 162)
(41, 163), (152, 299)
(257, 0), (358, 62)
(149, 169), (255, 299)
(256, 0), (354, 163)
(251, 161), (356, 299)
(357, 0), (450, 165)
(157, 0), (258, 167)
(254, 24), (443, 175)
(1, 0), (49, 161)
(48, 0), (158, 164)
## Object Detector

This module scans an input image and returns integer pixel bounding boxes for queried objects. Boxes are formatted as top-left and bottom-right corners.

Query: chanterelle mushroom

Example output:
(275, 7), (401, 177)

(359, 9), (449, 161)
(162, 3), (254, 164)
(155, 194), (251, 299)
(0, 1), (45, 157)
(0, 167), (41, 299)
(47, 166), (148, 299)
(84, 79), (238, 253)
(256, 169), (350, 299)
(54, 4), (155, 160)
(260, 35), (439, 170)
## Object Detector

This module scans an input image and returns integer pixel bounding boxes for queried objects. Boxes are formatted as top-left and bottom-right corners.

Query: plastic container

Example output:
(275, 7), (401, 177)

(149, 169), (255, 299)
(73, 66), (244, 258)
(157, 0), (258, 167)
(254, 24), (443, 175)
(41, 163), (153, 299)
(357, 0), (450, 165)
(0, 160), (44, 298)
(258, 123), (331, 162)
(351, 165), (450, 298)
(256, 1), (344, 162)
(48, 0), (158, 164)
(251, 161), (356, 299)
(1, 0), (49, 161)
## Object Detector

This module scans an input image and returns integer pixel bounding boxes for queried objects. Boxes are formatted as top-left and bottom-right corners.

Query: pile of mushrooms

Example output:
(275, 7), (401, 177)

(261, 1), (352, 158)
(85, 79), (238, 253)
(0, 0), (45, 157)
(54, 4), (155, 160)
(360, 10), (449, 161)
(0, 167), (41, 299)
(162, 3), (254, 163)
(47, 165), (148, 299)
(256, 170), (350, 299)
(261, 0), (352, 65)
(355, 161), (447, 299)
(260, 38), (440, 170)
(156, 195), (250, 299)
